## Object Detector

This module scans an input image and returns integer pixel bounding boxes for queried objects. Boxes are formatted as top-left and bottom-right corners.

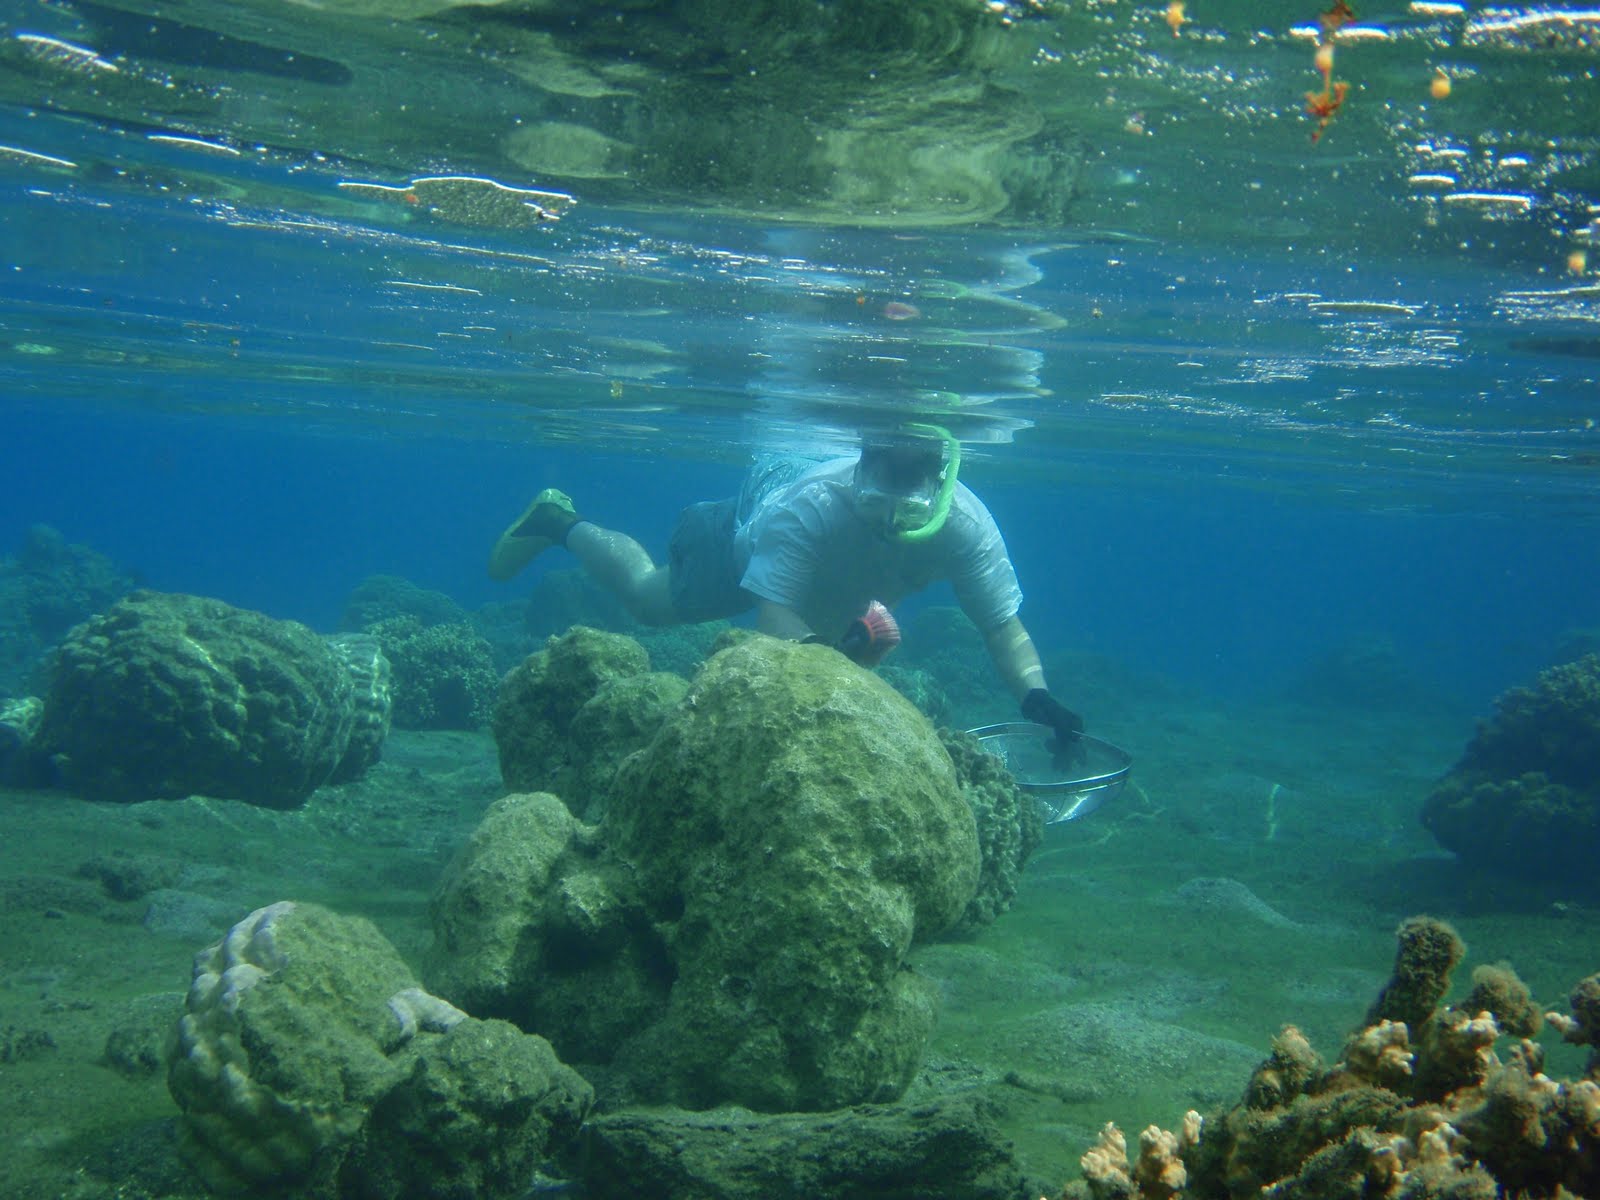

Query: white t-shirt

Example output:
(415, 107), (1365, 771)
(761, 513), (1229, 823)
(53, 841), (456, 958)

(733, 458), (1023, 641)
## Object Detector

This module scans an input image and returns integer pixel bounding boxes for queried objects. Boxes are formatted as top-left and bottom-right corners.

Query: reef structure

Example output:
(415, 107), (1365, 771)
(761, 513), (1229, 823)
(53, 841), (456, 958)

(31, 591), (392, 807)
(1066, 915), (1600, 1200)
(432, 632), (1047, 1113)
(1422, 653), (1600, 882)
(167, 900), (591, 1199)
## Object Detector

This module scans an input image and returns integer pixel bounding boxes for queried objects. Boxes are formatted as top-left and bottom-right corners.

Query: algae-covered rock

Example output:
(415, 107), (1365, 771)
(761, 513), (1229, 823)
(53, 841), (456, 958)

(34, 591), (393, 807)
(578, 1093), (1035, 1200)
(491, 625), (679, 816)
(365, 615), (498, 730)
(940, 726), (1043, 933)
(168, 900), (591, 1199)
(425, 792), (669, 1063)
(343, 1018), (593, 1200)
(0, 694), (47, 786)
(429, 635), (985, 1113)
(1422, 654), (1600, 880)
(565, 671), (690, 811)
(603, 636), (981, 1111)
(167, 901), (432, 1194)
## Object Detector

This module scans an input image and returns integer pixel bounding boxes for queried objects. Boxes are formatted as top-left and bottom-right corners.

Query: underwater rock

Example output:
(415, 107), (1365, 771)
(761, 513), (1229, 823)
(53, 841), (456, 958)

(33, 592), (393, 808)
(940, 726), (1042, 932)
(78, 851), (184, 901)
(601, 636), (979, 1111)
(340, 1016), (592, 1200)
(0, 694), (48, 786)
(1282, 632), (1429, 710)
(1066, 920), (1600, 1200)
(425, 791), (669, 1064)
(577, 1093), (1037, 1200)
(362, 615), (498, 730)
(492, 625), (681, 816)
(167, 900), (591, 1199)
(1421, 654), (1600, 881)
(1548, 972), (1600, 1078)
(432, 635), (984, 1113)
(564, 670), (690, 816)
(1, 1025), (58, 1063)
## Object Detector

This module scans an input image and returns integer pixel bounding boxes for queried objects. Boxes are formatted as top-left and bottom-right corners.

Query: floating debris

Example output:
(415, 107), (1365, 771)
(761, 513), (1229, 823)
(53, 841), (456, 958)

(338, 175), (577, 227)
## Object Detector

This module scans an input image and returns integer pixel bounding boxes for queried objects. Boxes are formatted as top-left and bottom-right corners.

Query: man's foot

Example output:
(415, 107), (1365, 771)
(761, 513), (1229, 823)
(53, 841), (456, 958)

(487, 488), (582, 581)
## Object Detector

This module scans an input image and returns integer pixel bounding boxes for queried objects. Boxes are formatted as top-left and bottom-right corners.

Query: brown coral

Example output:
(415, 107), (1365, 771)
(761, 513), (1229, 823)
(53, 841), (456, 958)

(1365, 915), (1464, 1031)
(1075, 920), (1600, 1200)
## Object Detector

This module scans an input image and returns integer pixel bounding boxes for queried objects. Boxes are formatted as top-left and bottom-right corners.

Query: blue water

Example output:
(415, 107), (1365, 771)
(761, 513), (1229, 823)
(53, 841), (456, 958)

(5, 99), (1595, 717)
(7, 390), (1593, 715)
(7, 6), (1600, 1196)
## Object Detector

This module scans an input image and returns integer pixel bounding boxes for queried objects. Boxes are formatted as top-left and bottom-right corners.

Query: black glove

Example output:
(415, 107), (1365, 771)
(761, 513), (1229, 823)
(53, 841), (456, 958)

(1021, 688), (1085, 769)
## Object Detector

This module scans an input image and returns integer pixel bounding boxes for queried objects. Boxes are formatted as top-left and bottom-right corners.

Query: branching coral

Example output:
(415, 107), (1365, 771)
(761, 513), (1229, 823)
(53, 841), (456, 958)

(1067, 921), (1600, 1200)
(1080, 1113), (1202, 1200)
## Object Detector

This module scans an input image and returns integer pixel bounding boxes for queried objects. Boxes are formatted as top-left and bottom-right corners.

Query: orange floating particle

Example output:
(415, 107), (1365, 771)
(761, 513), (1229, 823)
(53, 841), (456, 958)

(1430, 68), (1451, 100)
(1314, 41), (1335, 78)
(1165, 1), (1187, 37)
(1318, 0), (1356, 38)
(1569, 249), (1589, 275)
(1306, 79), (1349, 143)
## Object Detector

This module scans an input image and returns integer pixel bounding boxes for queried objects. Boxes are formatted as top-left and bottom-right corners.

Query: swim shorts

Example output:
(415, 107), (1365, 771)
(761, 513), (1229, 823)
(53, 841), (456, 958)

(667, 498), (752, 622)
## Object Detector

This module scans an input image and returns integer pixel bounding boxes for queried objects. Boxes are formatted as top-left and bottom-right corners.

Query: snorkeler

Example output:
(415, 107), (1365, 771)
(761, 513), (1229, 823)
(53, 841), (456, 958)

(488, 424), (1085, 754)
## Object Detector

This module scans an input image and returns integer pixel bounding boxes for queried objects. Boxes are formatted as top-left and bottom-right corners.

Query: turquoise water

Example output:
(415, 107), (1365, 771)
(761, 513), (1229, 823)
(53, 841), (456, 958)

(2, 2), (1598, 1197)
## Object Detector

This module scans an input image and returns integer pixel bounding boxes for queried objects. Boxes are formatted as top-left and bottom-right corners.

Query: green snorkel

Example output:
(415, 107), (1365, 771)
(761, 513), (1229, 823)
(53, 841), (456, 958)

(893, 423), (961, 542)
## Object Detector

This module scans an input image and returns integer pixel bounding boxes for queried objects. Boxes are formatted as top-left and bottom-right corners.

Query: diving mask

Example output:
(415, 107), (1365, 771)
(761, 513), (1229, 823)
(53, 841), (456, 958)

(853, 424), (961, 543)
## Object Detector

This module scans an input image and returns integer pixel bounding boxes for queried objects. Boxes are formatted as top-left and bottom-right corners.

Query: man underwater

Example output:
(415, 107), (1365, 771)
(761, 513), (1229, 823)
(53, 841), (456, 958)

(487, 424), (1085, 752)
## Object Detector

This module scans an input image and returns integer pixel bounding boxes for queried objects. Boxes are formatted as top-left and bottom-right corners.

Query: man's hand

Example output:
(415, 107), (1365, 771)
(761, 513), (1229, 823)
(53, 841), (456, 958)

(834, 601), (901, 666)
(1021, 688), (1085, 769)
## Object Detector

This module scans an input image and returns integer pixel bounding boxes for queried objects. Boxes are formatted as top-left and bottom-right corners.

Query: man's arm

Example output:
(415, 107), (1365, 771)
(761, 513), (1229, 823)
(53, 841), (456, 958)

(982, 615), (1047, 700)
(985, 614), (1085, 755)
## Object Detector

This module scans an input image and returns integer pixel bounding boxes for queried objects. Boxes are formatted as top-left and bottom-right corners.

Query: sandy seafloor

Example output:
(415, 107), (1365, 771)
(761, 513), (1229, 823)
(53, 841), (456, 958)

(0, 651), (1593, 1200)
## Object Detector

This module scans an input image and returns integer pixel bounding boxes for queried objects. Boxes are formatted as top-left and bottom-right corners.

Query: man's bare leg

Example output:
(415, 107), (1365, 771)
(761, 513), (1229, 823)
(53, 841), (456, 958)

(566, 522), (679, 626)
